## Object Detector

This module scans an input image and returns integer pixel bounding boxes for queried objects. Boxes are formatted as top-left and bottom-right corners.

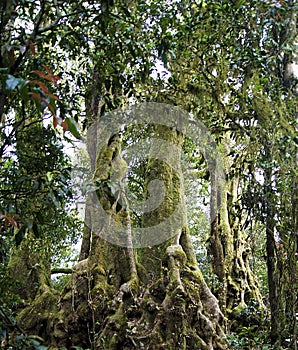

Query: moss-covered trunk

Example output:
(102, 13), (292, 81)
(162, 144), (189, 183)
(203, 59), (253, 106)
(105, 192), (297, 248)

(16, 113), (228, 349)
(208, 141), (264, 327)
(132, 124), (226, 349)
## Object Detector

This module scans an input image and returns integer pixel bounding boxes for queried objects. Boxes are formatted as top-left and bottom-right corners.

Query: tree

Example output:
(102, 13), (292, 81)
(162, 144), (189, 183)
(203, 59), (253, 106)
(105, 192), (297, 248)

(151, 3), (297, 347)
(147, 0), (267, 323)
(229, 1), (298, 347)
(0, 1), (83, 346)
(1, 0), (297, 349)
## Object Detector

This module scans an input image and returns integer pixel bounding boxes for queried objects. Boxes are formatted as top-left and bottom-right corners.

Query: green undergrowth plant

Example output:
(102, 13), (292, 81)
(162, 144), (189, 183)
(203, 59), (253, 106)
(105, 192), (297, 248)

(224, 330), (274, 350)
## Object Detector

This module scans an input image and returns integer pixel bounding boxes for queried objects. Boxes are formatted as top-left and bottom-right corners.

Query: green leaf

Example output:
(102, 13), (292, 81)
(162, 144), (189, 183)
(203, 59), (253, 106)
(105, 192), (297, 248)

(236, 0), (245, 9)
(46, 171), (53, 182)
(65, 117), (81, 139)
(25, 218), (33, 230)
(30, 340), (41, 346)
(5, 74), (26, 91)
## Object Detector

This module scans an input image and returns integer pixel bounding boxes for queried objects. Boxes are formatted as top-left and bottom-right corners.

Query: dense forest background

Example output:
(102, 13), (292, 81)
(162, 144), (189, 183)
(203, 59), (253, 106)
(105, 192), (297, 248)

(0, 0), (297, 349)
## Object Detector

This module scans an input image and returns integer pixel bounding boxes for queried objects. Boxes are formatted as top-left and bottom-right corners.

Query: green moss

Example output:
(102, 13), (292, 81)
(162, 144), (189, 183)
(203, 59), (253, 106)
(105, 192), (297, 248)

(227, 275), (240, 293)
(108, 333), (118, 349)
(166, 244), (187, 264)
(136, 261), (148, 283)
(61, 290), (72, 301)
(232, 301), (248, 317)
(17, 287), (59, 331)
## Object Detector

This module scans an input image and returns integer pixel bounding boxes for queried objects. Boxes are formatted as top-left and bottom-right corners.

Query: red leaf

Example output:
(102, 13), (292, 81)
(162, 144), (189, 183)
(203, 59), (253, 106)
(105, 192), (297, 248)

(48, 93), (60, 101)
(4, 214), (18, 228)
(53, 116), (58, 128)
(44, 74), (61, 86)
(32, 80), (49, 93)
(43, 65), (52, 75)
(29, 92), (42, 101)
(32, 68), (61, 86)
(29, 40), (36, 56)
(32, 70), (46, 79)
(43, 65), (61, 85)
(61, 120), (68, 133)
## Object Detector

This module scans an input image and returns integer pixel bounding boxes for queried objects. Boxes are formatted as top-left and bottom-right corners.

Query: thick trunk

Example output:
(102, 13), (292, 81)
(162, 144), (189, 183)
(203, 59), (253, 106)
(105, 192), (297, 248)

(8, 234), (52, 303)
(17, 110), (227, 349)
(8, 234), (59, 342)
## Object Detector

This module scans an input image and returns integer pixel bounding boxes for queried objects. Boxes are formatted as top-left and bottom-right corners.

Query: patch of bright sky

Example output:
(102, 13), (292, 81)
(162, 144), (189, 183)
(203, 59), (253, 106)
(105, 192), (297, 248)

(149, 58), (171, 80)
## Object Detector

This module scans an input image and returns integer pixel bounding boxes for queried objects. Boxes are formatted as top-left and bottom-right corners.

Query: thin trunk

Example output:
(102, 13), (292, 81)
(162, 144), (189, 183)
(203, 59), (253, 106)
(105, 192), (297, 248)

(282, 9), (297, 348)
(289, 170), (297, 350)
(282, 155), (298, 350)
(209, 161), (226, 310)
(264, 145), (280, 345)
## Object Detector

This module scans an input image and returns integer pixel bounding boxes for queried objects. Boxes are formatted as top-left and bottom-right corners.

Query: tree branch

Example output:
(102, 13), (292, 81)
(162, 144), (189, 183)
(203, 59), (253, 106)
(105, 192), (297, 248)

(51, 268), (73, 274)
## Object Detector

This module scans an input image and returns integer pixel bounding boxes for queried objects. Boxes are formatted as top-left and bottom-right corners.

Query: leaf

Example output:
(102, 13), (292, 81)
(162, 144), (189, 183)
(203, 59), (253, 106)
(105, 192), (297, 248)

(31, 70), (47, 79)
(25, 218), (33, 230)
(53, 116), (58, 128)
(42, 98), (56, 115)
(32, 79), (49, 93)
(43, 65), (52, 75)
(44, 74), (60, 85)
(20, 45), (26, 54)
(32, 67), (61, 85)
(47, 172), (55, 182)
(4, 214), (18, 228)
(30, 92), (57, 115)
(48, 93), (60, 101)
(29, 40), (36, 56)
(61, 120), (68, 133)
(19, 84), (30, 102)
(43, 65), (61, 85)
(29, 92), (42, 102)
(65, 117), (81, 139)
(5, 74), (25, 91)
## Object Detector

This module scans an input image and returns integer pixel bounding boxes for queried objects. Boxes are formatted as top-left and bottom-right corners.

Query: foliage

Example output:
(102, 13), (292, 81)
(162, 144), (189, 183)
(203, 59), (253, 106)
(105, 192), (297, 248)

(0, 267), (48, 349)
(1, 330), (48, 350)
(0, 0), (297, 348)
(0, 123), (81, 347)
(225, 331), (274, 350)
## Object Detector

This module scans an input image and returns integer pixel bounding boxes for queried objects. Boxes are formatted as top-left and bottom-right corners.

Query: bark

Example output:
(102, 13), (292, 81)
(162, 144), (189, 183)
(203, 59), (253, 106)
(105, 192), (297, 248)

(288, 168), (298, 350)
(264, 146), (281, 345)
(16, 116), (227, 349)
(281, 10), (298, 349)
(208, 141), (265, 328)
(78, 71), (100, 262)
(8, 234), (53, 303)
(8, 234), (59, 343)
(264, 5), (298, 346)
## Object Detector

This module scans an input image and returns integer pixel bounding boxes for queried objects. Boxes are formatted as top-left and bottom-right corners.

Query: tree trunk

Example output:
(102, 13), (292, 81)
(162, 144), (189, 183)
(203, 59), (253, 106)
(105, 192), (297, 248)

(288, 165), (297, 350)
(17, 106), (228, 349)
(264, 145), (281, 345)
(208, 141), (264, 328)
